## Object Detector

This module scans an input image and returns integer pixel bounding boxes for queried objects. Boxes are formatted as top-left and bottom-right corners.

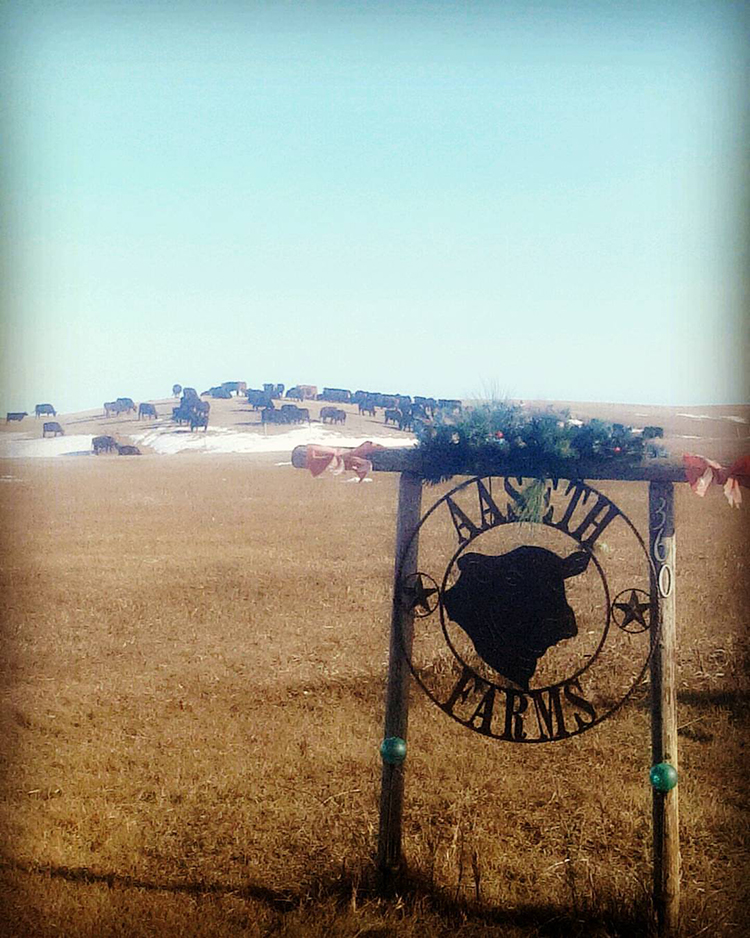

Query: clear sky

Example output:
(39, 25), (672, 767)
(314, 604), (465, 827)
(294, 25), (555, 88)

(1, 1), (748, 414)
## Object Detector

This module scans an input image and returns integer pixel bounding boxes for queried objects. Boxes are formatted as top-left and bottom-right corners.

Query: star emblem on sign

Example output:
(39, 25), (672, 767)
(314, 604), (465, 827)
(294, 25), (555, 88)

(612, 588), (653, 633)
(399, 572), (440, 618)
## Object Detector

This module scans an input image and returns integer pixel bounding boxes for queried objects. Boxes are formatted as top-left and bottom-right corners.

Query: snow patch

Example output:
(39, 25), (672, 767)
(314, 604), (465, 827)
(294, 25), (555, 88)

(0, 434), (94, 458)
(129, 424), (417, 455)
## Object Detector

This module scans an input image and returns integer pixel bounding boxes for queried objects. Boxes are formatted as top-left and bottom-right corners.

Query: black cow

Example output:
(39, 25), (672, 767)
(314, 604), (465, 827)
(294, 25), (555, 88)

(384, 408), (401, 427)
(6, 412), (27, 423)
(247, 389), (272, 410)
(261, 407), (288, 425)
(320, 406), (345, 424)
(116, 398), (136, 415)
(35, 403), (56, 418)
(190, 414), (208, 432)
(116, 444), (141, 455)
(280, 404), (309, 424)
(172, 384), (182, 397)
(442, 546), (590, 690)
(358, 398), (376, 417)
(92, 435), (117, 454)
(42, 422), (64, 437)
(221, 381), (247, 397)
(138, 402), (157, 419)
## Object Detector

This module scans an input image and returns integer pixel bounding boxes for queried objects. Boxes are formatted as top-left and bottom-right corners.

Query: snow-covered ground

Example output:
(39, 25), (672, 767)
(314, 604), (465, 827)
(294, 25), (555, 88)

(0, 434), (95, 458)
(0, 425), (417, 458)
(131, 424), (417, 455)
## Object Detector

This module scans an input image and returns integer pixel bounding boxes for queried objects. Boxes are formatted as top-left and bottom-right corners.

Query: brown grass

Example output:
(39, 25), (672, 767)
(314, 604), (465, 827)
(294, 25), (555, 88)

(0, 454), (748, 936)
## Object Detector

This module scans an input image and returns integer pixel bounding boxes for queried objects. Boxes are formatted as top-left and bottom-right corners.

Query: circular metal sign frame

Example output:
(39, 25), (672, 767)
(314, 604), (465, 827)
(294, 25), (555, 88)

(396, 475), (657, 743)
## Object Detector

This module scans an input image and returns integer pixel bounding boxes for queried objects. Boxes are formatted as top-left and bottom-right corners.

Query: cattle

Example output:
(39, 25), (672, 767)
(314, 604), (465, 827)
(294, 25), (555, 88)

(116, 398), (137, 415)
(35, 403), (56, 418)
(172, 384), (182, 397)
(280, 404), (309, 424)
(320, 406), (346, 424)
(116, 444), (141, 455)
(221, 381), (247, 397)
(319, 388), (352, 403)
(173, 396), (208, 425)
(6, 412), (27, 423)
(384, 408), (402, 427)
(414, 396), (437, 416)
(643, 426), (664, 439)
(438, 399), (463, 414)
(42, 422), (64, 437)
(358, 398), (377, 417)
(261, 407), (289, 425)
(190, 414), (208, 432)
(138, 403), (157, 419)
(285, 387), (304, 401)
(104, 401), (121, 417)
(263, 383), (284, 399)
(247, 389), (273, 410)
(442, 546), (591, 690)
(182, 387), (199, 401)
(202, 386), (232, 399)
(92, 435), (118, 454)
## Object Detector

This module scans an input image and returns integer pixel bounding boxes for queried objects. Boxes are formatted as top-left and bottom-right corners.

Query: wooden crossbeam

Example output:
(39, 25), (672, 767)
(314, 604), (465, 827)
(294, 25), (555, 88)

(291, 444), (687, 482)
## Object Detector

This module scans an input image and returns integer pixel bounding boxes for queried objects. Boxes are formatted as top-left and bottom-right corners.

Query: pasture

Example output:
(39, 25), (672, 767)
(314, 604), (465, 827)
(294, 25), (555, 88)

(0, 449), (747, 936)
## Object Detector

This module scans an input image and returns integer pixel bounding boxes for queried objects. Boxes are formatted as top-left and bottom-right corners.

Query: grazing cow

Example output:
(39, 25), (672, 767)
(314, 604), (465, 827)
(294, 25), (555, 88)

(358, 398), (377, 417)
(182, 387), (199, 401)
(138, 402), (157, 419)
(280, 404), (310, 424)
(438, 399), (463, 415)
(247, 389), (273, 410)
(6, 412), (27, 423)
(384, 408), (402, 427)
(442, 546), (591, 689)
(285, 387), (304, 401)
(42, 421), (64, 437)
(116, 444), (141, 455)
(92, 435), (117, 454)
(261, 407), (285, 425)
(221, 381), (247, 397)
(35, 403), (56, 418)
(104, 401), (121, 417)
(172, 384), (182, 397)
(116, 398), (136, 415)
(319, 388), (352, 403)
(320, 406), (346, 424)
(190, 414), (208, 432)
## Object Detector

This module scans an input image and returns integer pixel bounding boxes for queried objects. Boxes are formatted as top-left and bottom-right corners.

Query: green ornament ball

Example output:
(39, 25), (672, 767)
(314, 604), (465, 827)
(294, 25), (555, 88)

(380, 736), (407, 765)
(650, 762), (678, 792)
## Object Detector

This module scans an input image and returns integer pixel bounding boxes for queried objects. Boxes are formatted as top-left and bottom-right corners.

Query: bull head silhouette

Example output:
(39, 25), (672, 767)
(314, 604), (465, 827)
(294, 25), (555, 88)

(442, 546), (590, 689)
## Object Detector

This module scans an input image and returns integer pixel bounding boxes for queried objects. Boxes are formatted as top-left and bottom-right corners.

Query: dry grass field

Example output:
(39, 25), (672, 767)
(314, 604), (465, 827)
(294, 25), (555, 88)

(0, 414), (748, 936)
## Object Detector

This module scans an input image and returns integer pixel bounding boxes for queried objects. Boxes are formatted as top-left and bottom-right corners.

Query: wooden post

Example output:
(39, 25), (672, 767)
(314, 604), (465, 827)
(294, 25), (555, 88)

(649, 481), (680, 935)
(377, 470), (422, 884)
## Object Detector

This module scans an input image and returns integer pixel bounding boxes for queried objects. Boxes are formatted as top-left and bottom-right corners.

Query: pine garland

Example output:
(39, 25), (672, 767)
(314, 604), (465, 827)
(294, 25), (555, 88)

(415, 402), (665, 485)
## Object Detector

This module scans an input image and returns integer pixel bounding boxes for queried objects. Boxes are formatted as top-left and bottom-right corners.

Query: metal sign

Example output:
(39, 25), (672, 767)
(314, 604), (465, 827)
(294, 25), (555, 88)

(397, 475), (655, 742)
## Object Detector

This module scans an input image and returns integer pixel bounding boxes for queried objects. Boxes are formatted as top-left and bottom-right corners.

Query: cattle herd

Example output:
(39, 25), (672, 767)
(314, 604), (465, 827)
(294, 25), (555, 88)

(4, 380), (463, 456)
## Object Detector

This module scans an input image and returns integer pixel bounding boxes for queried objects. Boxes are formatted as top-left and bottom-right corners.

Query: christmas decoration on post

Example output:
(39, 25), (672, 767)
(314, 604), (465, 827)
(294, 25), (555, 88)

(415, 401), (665, 486)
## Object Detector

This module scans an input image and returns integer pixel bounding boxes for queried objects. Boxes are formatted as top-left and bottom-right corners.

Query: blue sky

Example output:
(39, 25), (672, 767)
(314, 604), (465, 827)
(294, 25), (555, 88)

(2, 1), (747, 414)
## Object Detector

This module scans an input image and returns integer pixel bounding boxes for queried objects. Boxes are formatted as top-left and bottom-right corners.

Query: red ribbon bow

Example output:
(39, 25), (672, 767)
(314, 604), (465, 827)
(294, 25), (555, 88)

(683, 454), (750, 508)
(306, 441), (385, 482)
